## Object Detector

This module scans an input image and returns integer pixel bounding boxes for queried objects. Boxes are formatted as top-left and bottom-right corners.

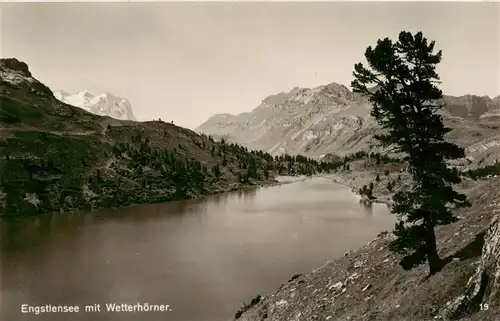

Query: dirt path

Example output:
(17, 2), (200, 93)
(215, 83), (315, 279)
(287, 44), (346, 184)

(0, 127), (98, 136)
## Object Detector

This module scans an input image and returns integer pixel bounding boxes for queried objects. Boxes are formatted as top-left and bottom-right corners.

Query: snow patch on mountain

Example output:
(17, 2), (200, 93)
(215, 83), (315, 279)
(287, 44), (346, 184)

(54, 90), (136, 121)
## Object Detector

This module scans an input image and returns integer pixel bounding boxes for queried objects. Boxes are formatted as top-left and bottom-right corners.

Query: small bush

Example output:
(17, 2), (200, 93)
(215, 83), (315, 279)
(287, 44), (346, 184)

(235, 295), (262, 319)
(467, 162), (500, 180)
(288, 273), (302, 282)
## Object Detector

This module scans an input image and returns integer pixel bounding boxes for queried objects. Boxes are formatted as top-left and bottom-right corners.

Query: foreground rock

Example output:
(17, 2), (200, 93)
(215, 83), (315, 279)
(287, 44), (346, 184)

(235, 174), (500, 321)
(438, 215), (500, 320)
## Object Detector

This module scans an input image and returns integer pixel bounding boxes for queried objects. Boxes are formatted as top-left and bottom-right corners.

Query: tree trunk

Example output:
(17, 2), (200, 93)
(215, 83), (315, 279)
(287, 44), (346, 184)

(426, 218), (443, 275)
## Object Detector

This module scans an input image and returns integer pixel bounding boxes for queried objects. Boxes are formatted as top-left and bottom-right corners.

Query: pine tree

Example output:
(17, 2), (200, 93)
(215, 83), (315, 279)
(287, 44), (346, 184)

(213, 164), (221, 179)
(352, 31), (470, 274)
(247, 157), (258, 179)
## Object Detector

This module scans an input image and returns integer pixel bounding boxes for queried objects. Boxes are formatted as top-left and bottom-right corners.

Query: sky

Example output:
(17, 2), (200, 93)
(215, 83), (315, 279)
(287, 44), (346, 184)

(2, 2), (499, 129)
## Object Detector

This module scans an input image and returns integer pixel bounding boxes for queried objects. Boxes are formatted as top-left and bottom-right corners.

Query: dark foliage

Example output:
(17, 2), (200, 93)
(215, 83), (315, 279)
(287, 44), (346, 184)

(351, 31), (470, 274)
(466, 160), (500, 180)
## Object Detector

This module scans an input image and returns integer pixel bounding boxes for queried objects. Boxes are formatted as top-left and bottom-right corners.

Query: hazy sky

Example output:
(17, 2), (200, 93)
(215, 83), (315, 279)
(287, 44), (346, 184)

(2, 2), (499, 129)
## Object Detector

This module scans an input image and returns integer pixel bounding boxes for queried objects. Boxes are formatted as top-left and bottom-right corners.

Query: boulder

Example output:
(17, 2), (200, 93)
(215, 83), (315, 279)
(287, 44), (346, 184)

(438, 215), (500, 319)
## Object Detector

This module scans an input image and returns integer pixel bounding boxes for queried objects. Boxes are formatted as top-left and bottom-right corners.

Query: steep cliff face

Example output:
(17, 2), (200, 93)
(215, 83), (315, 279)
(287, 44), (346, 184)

(196, 83), (500, 167)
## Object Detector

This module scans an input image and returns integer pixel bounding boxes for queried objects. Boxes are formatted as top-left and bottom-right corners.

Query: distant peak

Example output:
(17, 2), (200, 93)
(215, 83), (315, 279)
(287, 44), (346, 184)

(54, 90), (70, 96)
(207, 113), (235, 120)
(315, 82), (356, 101)
(290, 86), (307, 93)
(77, 90), (94, 98)
(55, 89), (136, 121)
(322, 82), (350, 90)
(288, 82), (353, 95)
(96, 92), (121, 100)
(320, 82), (352, 93)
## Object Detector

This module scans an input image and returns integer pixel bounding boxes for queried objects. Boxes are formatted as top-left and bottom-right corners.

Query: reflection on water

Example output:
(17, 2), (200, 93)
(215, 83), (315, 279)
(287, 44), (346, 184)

(360, 201), (373, 215)
(1, 177), (395, 321)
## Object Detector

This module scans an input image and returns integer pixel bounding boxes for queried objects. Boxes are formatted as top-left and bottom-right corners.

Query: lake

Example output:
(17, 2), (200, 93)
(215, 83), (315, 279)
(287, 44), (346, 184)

(1, 177), (395, 321)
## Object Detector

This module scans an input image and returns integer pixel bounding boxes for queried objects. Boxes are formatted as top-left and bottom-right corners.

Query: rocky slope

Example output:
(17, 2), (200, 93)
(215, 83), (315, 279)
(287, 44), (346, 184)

(54, 90), (137, 121)
(196, 83), (500, 166)
(0, 58), (320, 217)
(234, 157), (500, 321)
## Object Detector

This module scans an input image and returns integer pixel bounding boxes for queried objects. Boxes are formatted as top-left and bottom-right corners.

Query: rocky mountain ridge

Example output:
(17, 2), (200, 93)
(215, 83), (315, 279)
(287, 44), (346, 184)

(196, 83), (500, 167)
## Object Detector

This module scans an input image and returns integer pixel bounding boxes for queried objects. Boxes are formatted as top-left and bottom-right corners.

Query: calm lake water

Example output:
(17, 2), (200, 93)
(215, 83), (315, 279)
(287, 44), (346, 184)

(1, 177), (395, 321)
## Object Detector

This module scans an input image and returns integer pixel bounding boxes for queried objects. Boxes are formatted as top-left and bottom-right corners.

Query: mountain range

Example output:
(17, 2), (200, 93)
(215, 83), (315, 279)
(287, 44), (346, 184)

(196, 82), (500, 167)
(54, 90), (136, 121)
(1, 57), (318, 217)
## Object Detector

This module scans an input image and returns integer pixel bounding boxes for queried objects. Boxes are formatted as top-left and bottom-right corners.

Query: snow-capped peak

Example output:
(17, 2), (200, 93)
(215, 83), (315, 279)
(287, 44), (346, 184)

(54, 90), (136, 121)
(78, 90), (92, 97)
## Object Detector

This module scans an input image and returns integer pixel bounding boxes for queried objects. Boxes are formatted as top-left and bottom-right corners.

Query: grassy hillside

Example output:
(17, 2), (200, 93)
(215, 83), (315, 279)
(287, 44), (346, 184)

(0, 58), (331, 217)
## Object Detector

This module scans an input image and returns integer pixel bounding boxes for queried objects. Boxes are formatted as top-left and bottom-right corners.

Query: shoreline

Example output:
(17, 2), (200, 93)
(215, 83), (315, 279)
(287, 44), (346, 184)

(317, 173), (394, 206)
(0, 174), (311, 219)
(0, 172), (391, 219)
(208, 174), (311, 195)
